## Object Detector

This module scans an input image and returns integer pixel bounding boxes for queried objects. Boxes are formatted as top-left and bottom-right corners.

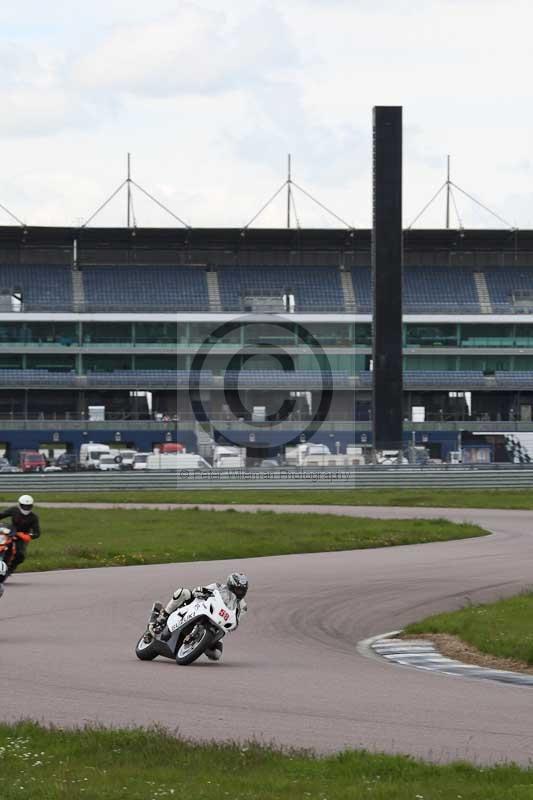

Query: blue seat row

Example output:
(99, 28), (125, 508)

(0, 265), (73, 307)
(217, 267), (344, 311)
(82, 266), (209, 309)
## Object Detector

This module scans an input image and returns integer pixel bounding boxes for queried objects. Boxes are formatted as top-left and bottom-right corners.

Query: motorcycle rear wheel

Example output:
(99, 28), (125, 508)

(175, 623), (214, 666)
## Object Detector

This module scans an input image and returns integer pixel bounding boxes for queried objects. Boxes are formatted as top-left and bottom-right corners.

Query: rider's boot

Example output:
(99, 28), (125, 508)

(148, 610), (169, 637)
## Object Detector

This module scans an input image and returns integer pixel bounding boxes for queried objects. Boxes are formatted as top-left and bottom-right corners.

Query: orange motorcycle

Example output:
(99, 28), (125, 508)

(0, 527), (32, 583)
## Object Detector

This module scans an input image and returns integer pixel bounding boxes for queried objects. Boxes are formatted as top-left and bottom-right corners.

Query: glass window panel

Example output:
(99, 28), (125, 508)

(27, 355), (77, 372)
(25, 322), (78, 344)
(83, 323), (132, 344)
(188, 322), (240, 345)
(459, 324), (514, 347)
(301, 323), (353, 346)
(405, 324), (457, 347)
(134, 322), (181, 344)
(0, 355), (23, 368)
(135, 355), (178, 370)
(83, 355), (132, 372)
(243, 322), (296, 346)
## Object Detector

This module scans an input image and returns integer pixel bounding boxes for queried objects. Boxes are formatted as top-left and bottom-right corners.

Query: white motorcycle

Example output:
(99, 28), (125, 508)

(135, 587), (239, 666)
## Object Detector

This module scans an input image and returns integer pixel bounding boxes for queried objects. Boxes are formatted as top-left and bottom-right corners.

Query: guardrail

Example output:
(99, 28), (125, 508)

(2, 465), (533, 491)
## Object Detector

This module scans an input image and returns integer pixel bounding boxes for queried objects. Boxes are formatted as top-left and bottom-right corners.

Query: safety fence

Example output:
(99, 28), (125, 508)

(1, 464), (533, 492)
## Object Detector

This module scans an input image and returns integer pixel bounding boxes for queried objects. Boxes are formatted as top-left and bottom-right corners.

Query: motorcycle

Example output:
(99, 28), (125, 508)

(0, 527), (31, 583)
(135, 586), (239, 666)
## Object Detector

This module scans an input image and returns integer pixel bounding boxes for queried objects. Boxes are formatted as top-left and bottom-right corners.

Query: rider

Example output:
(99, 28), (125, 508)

(150, 572), (249, 661)
(0, 495), (41, 576)
(0, 561), (7, 596)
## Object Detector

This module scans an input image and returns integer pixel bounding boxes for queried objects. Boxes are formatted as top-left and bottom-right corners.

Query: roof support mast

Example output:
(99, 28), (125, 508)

(287, 154), (292, 229)
(445, 155), (451, 229)
(127, 153), (132, 229)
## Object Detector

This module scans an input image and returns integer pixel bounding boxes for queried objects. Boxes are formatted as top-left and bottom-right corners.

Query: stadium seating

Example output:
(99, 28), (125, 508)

(495, 371), (533, 387)
(82, 266), (209, 310)
(351, 266), (481, 312)
(86, 370), (212, 386)
(0, 369), (212, 386)
(484, 267), (533, 311)
(351, 267), (372, 311)
(0, 265), (73, 309)
(359, 370), (487, 388)
(223, 370), (351, 387)
(6, 262), (533, 314)
(217, 267), (344, 311)
(404, 267), (480, 312)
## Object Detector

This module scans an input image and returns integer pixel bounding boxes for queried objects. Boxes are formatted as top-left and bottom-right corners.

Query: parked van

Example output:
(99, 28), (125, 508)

(132, 452), (151, 471)
(79, 442), (111, 469)
(146, 453), (210, 471)
(115, 449), (136, 469)
(96, 455), (121, 471)
(213, 446), (245, 468)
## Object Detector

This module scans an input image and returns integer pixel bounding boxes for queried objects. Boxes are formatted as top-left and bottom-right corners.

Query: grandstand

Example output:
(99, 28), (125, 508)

(2, 225), (533, 462)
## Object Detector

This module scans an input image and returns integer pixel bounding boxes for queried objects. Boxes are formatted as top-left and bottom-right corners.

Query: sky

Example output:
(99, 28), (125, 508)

(1, 0), (532, 230)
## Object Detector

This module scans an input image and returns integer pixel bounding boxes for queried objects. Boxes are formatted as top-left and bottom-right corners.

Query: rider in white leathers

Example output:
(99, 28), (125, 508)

(150, 572), (248, 661)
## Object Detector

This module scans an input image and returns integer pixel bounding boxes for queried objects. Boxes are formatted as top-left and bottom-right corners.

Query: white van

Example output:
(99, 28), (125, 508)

(132, 452), (151, 471)
(146, 453), (211, 471)
(115, 449), (136, 469)
(79, 442), (111, 469)
(96, 455), (121, 471)
(213, 446), (246, 468)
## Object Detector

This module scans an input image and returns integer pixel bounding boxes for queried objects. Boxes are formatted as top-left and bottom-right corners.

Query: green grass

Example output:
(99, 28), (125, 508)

(14, 508), (487, 572)
(405, 592), (533, 665)
(2, 487), (533, 508)
(1, 722), (532, 800)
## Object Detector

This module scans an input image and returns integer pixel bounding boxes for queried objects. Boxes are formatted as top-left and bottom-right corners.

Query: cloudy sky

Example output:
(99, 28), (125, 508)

(1, 0), (531, 229)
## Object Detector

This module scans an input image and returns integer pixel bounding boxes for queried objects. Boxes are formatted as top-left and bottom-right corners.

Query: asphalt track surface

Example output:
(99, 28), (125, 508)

(2, 503), (533, 765)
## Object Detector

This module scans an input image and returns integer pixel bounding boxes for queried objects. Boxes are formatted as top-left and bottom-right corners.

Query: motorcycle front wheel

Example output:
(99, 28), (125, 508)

(135, 634), (159, 661)
(175, 623), (214, 666)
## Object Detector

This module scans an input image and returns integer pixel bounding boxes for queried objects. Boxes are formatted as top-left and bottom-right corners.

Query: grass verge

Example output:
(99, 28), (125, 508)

(405, 591), (533, 666)
(2, 487), (533, 508)
(1, 722), (532, 800)
(13, 508), (487, 572)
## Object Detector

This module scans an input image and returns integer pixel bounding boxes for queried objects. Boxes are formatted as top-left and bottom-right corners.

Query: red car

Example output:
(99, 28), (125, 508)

(18, 451), (46, 473)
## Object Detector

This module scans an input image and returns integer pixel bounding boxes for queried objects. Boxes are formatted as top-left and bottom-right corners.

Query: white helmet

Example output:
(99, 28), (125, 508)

(18, 495), (34, 515)
(0, 560), (7, 577)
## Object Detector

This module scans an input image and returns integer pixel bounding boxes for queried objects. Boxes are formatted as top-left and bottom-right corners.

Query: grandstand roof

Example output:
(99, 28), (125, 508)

(0, 225), (530, 265)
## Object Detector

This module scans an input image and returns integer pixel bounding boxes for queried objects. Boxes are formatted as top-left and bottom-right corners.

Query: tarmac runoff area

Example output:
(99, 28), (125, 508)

(2, 503), (533, 765)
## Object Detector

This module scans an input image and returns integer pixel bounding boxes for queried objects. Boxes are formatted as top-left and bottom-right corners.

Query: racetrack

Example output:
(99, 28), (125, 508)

(1, 504), (533, 765)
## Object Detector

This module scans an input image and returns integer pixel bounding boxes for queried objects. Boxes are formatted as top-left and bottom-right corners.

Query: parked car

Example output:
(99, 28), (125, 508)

(55, 453), (77, 471)
(18, 451), (47, 473)
(0, 464), (21, 473)
(257, 459), (282, 469)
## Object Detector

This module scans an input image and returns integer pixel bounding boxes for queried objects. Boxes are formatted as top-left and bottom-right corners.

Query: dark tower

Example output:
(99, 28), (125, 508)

(372, 106), (403, 450)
